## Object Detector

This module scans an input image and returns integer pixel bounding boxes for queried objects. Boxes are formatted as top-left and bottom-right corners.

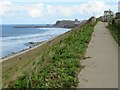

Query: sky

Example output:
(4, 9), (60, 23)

(0, 0), (119, 24)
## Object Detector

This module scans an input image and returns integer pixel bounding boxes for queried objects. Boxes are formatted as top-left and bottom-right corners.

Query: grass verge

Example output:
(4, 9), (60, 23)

(107, 22), (120, 46)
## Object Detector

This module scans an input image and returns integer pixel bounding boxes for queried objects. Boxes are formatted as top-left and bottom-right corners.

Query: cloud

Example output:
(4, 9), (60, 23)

(22, 3), (45, 18)
(0, 0), (117, 18)
(0, 1), (13, 16)
(22, 0), (116, 18)
(77, 0), (110, 17)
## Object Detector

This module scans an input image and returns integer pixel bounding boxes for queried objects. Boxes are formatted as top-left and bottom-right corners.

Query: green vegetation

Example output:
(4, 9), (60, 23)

(6, 21), (96, 88)
(107, 18), (120, 46)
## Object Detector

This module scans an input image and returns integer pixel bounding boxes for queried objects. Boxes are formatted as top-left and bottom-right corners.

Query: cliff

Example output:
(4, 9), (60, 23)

(53, 19), (81, 28)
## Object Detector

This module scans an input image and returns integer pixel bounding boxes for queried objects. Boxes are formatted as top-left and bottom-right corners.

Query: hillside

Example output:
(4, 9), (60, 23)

(2, 17), (97, 88)
(107, 13), (120, 46)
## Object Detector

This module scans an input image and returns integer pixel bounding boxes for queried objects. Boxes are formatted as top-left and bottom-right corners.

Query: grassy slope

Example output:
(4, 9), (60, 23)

(107, 21), (120, 46)
(3, 20), (96, 88)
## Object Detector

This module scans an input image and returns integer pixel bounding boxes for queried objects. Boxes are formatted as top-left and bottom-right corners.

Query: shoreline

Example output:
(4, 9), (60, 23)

(1, 41), (44, 59)
(1, 27), (71, 61)
(0, 36), (57, 62)
(0, 42), (44, 62)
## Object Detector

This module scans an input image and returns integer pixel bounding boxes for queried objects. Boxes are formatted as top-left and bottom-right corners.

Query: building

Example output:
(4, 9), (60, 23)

(116, 12), (120, 18)
(74, 19), (81, 25)
(118, 1), (120, 12)
(104, 10), (113, 22)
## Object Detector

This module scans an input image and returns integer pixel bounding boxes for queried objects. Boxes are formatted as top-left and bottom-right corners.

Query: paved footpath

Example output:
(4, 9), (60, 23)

(77, 21), (118, 88)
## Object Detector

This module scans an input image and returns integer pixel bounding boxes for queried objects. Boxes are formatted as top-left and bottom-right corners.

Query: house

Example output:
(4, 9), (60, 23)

(104, 10), (113, 22)
(74, 19), (81, 25)
(116, 12), (120, 18)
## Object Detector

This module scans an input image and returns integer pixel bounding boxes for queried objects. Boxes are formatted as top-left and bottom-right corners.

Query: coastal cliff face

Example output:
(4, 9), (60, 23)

(53, 19), (81, 28)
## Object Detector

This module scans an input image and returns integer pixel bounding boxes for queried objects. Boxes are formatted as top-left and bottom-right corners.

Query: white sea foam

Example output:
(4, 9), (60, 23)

(1, 28), (70, 58)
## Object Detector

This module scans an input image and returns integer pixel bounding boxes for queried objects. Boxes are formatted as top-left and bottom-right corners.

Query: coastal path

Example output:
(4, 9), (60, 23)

(77, 21), (118, 88)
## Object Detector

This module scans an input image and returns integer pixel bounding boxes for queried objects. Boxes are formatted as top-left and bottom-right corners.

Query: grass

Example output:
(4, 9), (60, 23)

(107, 20), (120, 46)
(3, 20), (96, 88)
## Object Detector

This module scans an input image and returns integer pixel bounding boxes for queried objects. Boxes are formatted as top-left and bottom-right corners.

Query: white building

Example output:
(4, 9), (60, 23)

(104, 10), (113, 22)
(118, 1), (120, 12)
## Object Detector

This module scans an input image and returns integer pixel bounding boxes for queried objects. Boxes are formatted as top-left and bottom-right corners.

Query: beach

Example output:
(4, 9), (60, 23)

(0, 35), (58, 62)
(1, 25), (70, 59)
(0, 41), (45, 62)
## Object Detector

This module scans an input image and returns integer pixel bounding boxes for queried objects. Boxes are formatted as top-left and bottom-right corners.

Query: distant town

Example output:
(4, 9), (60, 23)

(99, 1), (120, 25)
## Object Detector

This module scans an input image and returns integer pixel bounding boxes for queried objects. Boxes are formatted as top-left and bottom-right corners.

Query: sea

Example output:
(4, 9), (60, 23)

(0, 24), (70, 59)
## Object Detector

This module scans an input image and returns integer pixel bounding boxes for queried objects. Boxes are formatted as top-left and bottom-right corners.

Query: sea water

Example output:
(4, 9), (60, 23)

(0, 25), (70, 58)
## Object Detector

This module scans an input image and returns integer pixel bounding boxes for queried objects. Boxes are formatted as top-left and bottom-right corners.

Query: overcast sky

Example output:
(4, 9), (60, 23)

(0, 0), (119, 24)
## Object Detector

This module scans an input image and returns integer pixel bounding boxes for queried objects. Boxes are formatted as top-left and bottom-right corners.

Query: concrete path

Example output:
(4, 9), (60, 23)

(77, 21), (118, 88)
